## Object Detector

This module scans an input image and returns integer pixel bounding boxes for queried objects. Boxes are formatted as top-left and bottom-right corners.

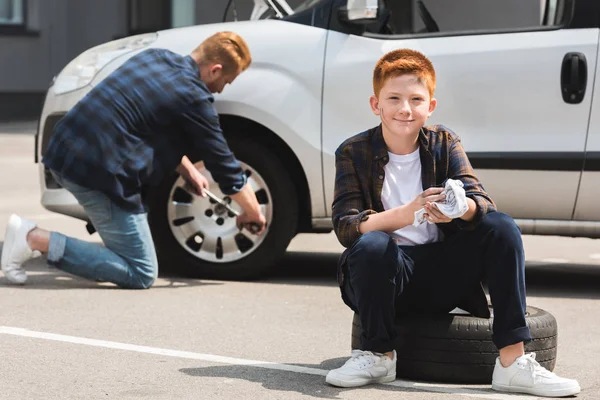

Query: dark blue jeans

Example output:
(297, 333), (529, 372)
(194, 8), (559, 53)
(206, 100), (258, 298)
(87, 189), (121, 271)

(341, 212), (531, 353)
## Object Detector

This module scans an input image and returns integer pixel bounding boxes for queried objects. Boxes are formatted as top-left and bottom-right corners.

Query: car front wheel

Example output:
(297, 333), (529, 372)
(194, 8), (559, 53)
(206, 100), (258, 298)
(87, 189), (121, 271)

(148, 138), (298, 280)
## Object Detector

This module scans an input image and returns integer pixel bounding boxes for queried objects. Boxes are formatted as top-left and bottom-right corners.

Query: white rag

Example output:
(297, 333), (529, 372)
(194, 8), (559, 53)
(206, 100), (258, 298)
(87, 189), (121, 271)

(413, 179), (469, 226)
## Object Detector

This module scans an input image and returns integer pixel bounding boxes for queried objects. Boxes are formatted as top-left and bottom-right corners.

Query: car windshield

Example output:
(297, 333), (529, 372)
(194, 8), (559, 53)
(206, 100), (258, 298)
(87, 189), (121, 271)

(293, 0), (325, 13)
(257, 0), (327, 20)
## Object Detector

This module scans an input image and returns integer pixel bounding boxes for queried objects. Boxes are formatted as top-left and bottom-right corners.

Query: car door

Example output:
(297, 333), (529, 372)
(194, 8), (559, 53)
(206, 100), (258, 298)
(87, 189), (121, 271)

(322, 0), (598, 221)
(574, 0), (600, 223)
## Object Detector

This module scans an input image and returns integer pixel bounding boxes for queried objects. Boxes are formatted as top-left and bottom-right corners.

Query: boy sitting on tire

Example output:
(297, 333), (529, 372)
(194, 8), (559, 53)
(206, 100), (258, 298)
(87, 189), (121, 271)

(326, 49), (580, 397)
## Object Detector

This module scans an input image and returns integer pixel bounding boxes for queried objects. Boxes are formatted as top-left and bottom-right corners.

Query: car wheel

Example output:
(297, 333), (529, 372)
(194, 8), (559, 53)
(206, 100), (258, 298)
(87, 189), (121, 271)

(148, 138), (298, 280)
(351, 306), (557, 383)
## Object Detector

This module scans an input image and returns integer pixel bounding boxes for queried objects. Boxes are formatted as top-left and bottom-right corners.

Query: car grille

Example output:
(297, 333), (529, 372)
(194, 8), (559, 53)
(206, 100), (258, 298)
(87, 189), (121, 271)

(40, 113), (66, 189)
(40, 113), (66, 157)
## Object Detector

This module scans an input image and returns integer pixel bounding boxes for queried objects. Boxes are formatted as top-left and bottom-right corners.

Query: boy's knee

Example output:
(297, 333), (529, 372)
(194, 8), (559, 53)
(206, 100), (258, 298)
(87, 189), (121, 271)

(482, 212), (523, 247)
(354, 231), (394, 256)
(348, 231), (397, 273)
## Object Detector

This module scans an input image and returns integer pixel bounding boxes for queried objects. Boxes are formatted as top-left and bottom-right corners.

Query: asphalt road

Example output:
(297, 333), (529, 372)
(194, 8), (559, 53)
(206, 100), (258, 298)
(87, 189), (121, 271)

(1, 125), (599, 399)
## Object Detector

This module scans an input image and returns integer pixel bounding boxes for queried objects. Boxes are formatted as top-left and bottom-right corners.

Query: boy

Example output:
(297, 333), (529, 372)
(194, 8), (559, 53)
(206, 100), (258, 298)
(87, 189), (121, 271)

(1, 31), (266, 288)
(326, 49), (580, 397)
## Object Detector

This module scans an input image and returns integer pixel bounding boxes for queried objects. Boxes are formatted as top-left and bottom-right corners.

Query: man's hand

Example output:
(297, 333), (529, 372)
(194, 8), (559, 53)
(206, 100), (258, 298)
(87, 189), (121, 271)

(186, 167), (210, 197)
(236, 211), (267, 235)
(176, 156), (209, 197)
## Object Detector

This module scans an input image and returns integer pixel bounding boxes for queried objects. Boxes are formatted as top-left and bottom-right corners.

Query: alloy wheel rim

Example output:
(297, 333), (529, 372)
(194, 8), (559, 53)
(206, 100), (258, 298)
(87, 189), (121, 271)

(167, 162), (272, 263)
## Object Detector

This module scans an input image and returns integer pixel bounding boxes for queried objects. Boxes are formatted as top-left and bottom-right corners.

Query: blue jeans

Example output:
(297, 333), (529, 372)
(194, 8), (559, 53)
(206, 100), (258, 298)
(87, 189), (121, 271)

(341, 212), (531, 352)
(47, 171), (158, 289)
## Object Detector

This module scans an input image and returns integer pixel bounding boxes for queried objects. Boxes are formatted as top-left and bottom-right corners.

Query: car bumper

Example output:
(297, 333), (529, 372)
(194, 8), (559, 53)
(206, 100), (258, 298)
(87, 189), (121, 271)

(37, 85), (91, 222)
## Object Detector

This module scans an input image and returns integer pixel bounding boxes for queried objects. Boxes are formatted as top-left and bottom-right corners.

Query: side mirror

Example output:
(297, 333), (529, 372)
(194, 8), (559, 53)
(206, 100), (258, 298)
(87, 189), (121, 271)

(339, 0), (379, 24)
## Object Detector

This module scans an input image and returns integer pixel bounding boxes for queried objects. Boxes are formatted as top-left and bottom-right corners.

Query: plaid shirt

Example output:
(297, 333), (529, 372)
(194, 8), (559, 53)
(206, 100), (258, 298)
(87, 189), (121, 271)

(332, 124), (496, 249)
(43, 48), (246, 213)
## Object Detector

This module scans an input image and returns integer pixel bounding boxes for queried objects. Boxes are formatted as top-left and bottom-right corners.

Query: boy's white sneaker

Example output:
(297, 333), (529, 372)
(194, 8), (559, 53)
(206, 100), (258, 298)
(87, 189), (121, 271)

(492, 353), (581, 397)
(1, 214), (41, 285)
(325, 349), (396, 388)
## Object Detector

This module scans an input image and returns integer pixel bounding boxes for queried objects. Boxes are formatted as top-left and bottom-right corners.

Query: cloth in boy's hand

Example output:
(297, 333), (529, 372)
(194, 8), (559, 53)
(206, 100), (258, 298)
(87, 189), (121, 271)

(413, 179), (468, 226)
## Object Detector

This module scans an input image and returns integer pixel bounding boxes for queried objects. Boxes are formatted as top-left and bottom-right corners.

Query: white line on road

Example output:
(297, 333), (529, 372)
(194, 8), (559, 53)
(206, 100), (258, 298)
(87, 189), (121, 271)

(539, 258), (570, 264)
(0, 326), (536, 400)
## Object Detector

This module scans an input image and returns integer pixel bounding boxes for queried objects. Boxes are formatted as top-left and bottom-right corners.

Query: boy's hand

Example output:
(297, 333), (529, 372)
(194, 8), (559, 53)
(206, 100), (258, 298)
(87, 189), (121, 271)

(423, 202), (452, 224)
(411, 187), (446, 209)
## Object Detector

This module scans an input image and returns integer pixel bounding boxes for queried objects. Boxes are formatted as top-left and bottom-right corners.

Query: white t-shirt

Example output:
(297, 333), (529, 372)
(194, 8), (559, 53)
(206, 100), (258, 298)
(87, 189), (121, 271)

(381, 148), (441, 245)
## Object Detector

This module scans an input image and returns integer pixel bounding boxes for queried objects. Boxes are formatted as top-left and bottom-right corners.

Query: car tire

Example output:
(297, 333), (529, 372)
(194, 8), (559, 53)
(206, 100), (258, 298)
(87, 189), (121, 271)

(350, 306), (557, 384)
(148, 137), (298, 280)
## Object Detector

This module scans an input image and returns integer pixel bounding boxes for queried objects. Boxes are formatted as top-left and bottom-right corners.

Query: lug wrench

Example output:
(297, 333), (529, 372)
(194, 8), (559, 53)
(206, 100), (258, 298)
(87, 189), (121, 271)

(201, 188), (263, 235)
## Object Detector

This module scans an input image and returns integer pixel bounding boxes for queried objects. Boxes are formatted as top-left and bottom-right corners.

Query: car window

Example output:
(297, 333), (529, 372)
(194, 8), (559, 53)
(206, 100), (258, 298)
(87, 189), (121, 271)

(369, 0), (571, 36)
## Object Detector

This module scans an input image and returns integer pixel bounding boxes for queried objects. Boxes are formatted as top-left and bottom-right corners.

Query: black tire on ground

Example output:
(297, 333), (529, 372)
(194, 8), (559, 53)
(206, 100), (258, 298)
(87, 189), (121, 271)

(148, 137), (298, 280)
(351, 306), (557, 384)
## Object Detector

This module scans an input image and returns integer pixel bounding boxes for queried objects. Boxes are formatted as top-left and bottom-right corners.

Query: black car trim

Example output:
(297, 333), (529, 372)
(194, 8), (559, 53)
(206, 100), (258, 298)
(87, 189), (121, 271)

(466, 152), (596, 171)
(583, 151), (600, 171)
(40, 112), (66, 158)
(34, 118), (40, 163)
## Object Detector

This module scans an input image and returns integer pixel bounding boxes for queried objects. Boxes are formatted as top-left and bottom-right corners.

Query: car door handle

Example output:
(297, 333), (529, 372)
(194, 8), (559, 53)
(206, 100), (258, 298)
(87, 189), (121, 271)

(561, 52), (587, 104)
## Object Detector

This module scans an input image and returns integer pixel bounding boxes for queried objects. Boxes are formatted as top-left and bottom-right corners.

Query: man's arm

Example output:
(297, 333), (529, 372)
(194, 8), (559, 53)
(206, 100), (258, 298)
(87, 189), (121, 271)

(175, 155), (195, 178)
(178, 98), (265, 233)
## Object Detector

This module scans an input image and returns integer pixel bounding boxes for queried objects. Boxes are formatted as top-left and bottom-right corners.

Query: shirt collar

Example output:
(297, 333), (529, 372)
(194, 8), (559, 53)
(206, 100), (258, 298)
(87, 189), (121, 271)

(372, 124), (430, 160)
(185, 55), (201, 77)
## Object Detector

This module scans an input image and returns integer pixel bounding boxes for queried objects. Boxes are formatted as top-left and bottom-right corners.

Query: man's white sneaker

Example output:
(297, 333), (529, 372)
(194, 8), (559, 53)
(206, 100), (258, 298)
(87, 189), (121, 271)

(492, 353), (581, 397)
(325, 350), (396, 388)
(1, 214), (41, 285)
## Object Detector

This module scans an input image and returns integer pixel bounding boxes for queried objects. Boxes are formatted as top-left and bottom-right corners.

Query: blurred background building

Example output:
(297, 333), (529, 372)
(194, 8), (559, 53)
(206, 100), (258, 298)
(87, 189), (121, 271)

(0, 0), (302, 121)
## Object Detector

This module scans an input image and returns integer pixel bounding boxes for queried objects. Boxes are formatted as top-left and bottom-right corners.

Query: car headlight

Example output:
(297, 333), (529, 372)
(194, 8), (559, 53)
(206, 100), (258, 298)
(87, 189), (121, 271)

(53, 32), (158, 95)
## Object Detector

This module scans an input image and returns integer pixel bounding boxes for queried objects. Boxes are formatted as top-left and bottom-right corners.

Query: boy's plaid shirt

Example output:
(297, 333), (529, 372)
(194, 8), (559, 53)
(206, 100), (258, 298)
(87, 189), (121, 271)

(332, 124), (497, 249)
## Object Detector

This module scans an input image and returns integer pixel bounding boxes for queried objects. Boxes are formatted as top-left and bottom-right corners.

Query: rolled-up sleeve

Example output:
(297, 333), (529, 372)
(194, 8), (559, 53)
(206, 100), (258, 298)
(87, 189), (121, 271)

(448, 137), (496, 229)
(332, 146), (376, 248)
(180, 98), (246, 195)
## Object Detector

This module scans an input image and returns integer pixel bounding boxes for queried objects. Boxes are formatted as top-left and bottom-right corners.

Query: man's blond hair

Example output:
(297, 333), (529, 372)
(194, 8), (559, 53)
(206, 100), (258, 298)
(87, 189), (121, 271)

(192, 31), (252, 76)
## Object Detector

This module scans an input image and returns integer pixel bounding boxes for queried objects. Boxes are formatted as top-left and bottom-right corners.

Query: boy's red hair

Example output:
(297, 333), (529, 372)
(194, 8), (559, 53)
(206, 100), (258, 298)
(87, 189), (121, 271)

(373, 49), (436, 98)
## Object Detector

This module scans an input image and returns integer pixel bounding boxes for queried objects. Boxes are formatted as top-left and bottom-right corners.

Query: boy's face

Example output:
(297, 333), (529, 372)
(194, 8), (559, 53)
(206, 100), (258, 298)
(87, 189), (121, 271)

(370, 74), (436, 141)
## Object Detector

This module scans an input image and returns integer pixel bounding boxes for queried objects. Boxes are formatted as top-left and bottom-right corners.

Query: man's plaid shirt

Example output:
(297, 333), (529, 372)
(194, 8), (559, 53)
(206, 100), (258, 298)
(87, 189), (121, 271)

(332, 124), (497, 249)
(43, 48), (246, 213)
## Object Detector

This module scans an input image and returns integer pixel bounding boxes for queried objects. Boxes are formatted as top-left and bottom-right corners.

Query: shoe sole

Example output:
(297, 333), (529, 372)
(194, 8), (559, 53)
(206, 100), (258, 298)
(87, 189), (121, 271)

(326, 373), (395, 388)
(1, 214), (26, 285)
(492, 382), (581, 397)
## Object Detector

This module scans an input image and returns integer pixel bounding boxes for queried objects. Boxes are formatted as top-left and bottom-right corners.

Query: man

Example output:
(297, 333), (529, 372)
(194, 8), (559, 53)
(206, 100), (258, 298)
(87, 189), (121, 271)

(1, 31), (266, 288)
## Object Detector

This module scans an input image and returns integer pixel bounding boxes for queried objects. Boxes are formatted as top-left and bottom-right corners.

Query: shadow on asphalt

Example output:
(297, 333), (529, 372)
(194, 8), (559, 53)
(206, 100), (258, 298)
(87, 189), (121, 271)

(0, 242), (222, 290)
(179, 356), (500, 399)
(524, 262), (600, 299)
(260, 250), (600, 301)
(1, 241), (599, 298)
(258, 251), (340, 287)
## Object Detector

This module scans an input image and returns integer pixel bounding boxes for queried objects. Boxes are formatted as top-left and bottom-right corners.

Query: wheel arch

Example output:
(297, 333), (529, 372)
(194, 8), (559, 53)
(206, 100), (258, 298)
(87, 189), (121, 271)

(219, 114), (313, 233)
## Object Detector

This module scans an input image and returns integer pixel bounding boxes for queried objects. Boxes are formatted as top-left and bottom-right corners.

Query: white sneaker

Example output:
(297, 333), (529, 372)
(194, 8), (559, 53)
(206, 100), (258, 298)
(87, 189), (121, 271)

(325, 350), (396, 388)
(492, 353), (581, 397)
(1, 214), (41, 285)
